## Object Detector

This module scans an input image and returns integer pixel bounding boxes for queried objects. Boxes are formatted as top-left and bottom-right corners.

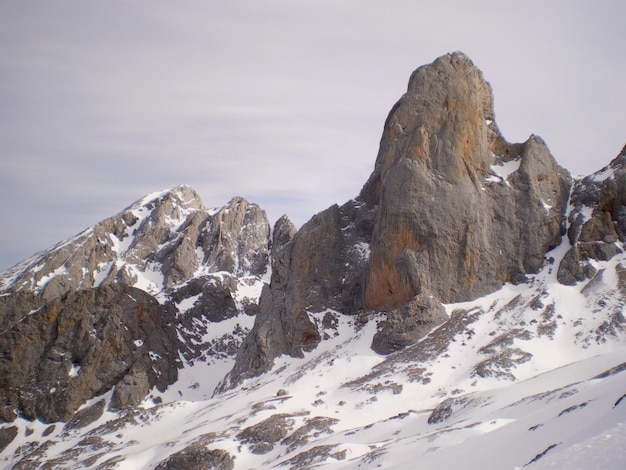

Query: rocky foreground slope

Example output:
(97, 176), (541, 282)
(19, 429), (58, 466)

(1, 52), (626, 469)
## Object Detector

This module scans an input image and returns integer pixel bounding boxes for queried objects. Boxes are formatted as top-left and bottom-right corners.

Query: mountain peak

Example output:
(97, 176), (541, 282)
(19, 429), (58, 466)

(363, 49), (502, 201)
(0, 185), (269, 299)
(128, 184), (205, 213)
(361, 52), (571, 310)
(0, 184), (272, 424)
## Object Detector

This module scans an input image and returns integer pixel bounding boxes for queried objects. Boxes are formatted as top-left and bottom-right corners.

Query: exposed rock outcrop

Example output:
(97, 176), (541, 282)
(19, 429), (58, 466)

(0, 284), (180, 423)
(219, 199), (376, 389)
(222, 52), (572, 386)
(155, 445), (235, 470)
(0, 425), (18, 453)
(237, 413), (297, 454)
(361, 52), (571, 309)
(169, 274), (239, 324)
(197, 196), (270, 278)
(64, 400), (106, 430)
(558, 144), (626, 284)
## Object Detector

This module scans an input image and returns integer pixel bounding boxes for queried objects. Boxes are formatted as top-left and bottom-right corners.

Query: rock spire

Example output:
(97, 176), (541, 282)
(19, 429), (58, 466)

(222, 52), (572, 387)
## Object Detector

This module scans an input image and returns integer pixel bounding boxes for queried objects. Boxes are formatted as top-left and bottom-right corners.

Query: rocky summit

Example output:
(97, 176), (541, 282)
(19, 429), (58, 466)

(1, 52), (626, 469)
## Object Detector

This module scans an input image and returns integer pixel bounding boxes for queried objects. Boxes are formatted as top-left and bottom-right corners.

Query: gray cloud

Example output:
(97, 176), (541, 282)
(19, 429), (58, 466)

(1, 0), (625, 270)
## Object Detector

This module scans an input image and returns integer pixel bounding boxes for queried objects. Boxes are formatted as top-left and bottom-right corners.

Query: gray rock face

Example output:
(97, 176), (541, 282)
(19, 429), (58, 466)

(64, 400), (106, 431)
(271, 214), (297, 270)
(557, 145), (626, 285)
(220, 199), (376, 389)
(362, 52), (571, 309)
(222, 52), (572, 387)
(0, 425), (18, 453)
(0, 284), (180, 423)
(197, 196), (271, 278)
(170, 275), (239, 324)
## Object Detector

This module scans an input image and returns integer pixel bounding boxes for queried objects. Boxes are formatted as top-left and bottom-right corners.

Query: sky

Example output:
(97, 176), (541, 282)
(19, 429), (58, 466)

(1, 0), (625, 272)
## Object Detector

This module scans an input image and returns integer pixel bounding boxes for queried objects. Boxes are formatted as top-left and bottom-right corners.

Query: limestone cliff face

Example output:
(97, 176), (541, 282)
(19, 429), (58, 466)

(218, 203), (376, 389)
(362, 52), (571, 310)
(223, 52), (573, 387)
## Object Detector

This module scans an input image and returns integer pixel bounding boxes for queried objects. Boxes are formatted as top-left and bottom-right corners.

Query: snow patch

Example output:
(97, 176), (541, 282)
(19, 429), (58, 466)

(68, 364), (81, 378)
(541, 200), (553, 212)
(35, 264), (68, 289)
(175, 293), (201, 313)
(353, 242), (371, 261)
(490, 157), (521, 183)
(591, 166), (614, 183)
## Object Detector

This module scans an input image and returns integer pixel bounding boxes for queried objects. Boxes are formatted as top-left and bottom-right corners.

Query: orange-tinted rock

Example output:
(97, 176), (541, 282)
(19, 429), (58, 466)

(363, 52), (571, 309)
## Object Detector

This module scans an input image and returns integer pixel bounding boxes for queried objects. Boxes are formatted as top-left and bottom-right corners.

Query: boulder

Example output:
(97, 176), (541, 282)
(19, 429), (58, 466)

(155, 445), (234, 470)
(371, 291), (448, 355)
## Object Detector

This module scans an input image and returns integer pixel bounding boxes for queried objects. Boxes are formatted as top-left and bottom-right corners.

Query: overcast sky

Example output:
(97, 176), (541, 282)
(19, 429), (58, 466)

(1, 1), (625, 271)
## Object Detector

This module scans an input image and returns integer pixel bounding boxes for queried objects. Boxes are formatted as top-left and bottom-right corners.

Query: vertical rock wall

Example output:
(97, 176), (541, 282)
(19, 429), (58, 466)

(362, 52), (571, 309)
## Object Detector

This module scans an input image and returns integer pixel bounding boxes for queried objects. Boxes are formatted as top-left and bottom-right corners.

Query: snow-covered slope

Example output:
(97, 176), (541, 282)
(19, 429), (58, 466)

(2, 235), (625, 469)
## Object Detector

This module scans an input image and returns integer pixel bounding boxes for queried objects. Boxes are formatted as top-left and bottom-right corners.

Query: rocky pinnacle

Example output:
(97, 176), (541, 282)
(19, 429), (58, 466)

(222, 52), (573, 388)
